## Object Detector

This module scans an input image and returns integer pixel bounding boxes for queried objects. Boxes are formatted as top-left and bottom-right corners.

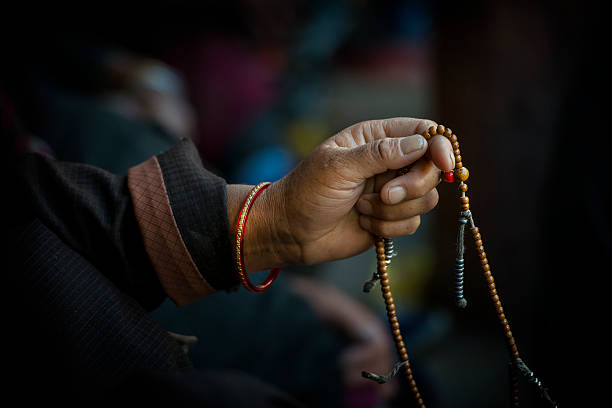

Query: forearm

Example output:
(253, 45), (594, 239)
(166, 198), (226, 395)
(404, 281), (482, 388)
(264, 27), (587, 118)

(226, 180), (300, 274)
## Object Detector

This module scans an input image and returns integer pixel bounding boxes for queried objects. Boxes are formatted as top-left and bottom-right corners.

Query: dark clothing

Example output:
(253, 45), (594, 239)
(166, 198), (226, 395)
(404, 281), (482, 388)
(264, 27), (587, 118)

(6, 138), (302, 406)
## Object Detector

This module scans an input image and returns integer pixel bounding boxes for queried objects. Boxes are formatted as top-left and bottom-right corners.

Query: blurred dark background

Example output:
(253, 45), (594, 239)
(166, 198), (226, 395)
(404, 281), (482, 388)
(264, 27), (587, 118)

(2, 1), (607, 407)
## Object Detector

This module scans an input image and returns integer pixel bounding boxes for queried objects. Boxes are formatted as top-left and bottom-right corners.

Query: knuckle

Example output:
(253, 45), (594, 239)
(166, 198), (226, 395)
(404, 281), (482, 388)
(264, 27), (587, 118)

(412, 177), (428, 197)
(426, 188), (440, 210)
(405, 216), (421, 235)
(373, 139), (398, 162)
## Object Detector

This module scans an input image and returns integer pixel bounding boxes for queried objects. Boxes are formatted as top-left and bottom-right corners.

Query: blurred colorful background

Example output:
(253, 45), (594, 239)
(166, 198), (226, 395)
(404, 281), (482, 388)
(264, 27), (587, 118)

(3, 1), (606, 406)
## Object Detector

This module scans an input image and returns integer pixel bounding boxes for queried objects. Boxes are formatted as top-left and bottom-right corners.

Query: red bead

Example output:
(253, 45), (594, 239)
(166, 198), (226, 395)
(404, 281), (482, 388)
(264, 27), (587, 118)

(443, 170), (454, 182)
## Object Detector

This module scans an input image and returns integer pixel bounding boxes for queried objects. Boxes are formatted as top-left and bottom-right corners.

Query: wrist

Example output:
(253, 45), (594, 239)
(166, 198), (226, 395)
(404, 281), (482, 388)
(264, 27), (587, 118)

(227, 180), (300, 273)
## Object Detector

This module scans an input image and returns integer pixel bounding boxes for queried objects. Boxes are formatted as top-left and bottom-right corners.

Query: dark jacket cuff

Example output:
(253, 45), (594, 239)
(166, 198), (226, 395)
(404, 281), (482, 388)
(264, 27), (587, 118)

(128, 138), (238, 305)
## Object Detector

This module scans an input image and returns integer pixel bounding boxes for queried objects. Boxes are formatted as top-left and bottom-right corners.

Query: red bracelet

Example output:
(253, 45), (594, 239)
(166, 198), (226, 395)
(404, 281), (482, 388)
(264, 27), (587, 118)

(234, 182), (281, 293)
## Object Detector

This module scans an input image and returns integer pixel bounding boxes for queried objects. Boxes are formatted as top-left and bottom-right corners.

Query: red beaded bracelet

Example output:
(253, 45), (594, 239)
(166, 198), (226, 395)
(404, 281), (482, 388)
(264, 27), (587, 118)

(234, 182), (281, 293)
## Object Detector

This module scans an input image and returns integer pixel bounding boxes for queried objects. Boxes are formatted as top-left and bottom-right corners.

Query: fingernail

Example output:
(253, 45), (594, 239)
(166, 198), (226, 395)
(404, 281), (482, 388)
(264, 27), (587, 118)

(449, 151), (456, 169)
(356, 198), (373, 215)
(400, 135), (424, 155)
(388, 186), (406, 204)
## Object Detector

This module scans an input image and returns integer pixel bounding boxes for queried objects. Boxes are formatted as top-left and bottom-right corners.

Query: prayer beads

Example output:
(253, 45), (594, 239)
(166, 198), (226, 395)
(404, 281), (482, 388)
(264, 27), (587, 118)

(362, 125), (555, 408)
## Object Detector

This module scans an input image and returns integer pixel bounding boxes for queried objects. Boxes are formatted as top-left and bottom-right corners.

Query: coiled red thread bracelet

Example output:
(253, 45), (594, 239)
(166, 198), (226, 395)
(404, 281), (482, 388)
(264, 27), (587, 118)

(234, 182), (281, 293)
(361, 125), (556, 408)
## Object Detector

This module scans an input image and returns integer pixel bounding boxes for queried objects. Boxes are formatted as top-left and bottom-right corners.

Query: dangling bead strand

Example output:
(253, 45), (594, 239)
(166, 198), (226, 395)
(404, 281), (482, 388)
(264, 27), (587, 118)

(363, 124), (555, 407)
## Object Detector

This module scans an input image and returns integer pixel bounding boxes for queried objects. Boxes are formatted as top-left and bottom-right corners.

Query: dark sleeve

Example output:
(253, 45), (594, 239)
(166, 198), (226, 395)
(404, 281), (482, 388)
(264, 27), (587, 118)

(19, 138), (238, 308)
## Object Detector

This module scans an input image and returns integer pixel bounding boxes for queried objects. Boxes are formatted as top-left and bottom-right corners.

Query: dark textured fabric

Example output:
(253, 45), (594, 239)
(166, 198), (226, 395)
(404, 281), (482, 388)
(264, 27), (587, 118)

(6, 138), (303, 406)
(7, 219), (302, 407)
(7, 218), (193, 405)
(17, 151), (166, 310)
(157, 138), (240, 291)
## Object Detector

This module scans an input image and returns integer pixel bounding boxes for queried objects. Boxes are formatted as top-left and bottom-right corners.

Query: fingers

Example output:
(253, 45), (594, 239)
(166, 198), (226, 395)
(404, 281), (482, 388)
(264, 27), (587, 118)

(356, 159), (441, 237)
(380, 158), (442, 205)
(336, 134), (429, 182)
(335, 117), (438, 146)
(357, 189), (439, 222)
(359, 213), (422, 238)
(427, 134), (455, 172)
(357, 190), (439, 237)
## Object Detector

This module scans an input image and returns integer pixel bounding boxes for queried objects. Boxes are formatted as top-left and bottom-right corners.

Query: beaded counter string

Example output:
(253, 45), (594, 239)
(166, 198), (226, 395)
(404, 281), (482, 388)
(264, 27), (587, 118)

(361, 125), (556, 407)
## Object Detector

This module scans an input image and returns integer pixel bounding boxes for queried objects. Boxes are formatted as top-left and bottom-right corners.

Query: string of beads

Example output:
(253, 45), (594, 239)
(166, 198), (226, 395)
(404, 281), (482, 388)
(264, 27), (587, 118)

(362, 125), (555, 407)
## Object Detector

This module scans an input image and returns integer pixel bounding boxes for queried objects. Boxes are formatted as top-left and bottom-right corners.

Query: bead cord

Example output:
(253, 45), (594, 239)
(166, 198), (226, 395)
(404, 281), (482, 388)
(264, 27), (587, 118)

(455, 213), (469, 309)
(234, 182), (281, 293)
(362, 360), (409, 384)
(362, 271), (380, 293)
(514, 358), (557, 407)
(361, 238), (425, 408)
(362, 125), (555, 407)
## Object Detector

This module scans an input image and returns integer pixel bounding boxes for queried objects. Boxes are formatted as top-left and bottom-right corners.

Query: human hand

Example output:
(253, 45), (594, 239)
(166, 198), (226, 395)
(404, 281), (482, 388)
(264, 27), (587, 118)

(228, 117), (454, 272)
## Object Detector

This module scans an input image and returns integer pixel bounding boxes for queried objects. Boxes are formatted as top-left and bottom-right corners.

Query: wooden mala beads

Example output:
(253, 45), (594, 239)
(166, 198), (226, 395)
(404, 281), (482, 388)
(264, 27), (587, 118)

(362, 125), (556, 407)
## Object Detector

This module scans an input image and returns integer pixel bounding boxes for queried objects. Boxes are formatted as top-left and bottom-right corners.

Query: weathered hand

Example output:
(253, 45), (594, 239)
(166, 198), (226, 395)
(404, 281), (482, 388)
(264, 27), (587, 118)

(228, 117), (454, 272)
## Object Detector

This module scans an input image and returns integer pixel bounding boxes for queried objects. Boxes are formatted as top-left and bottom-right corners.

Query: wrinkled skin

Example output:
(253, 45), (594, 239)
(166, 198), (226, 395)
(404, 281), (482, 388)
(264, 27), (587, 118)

(232, 117), (454, 271)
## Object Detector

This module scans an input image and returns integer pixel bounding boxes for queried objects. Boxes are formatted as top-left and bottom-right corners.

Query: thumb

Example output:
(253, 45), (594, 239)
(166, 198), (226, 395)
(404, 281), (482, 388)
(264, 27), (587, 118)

(345, 135), (427, 180)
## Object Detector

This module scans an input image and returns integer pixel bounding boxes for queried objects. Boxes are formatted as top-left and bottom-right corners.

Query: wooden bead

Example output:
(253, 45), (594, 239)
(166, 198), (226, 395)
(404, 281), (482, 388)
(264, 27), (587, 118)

(460, 196), (469, 204)
(385, 296), (394, 305)
(450, 134), (458, 143)
(453, 148), (461, 157)
(459, 182), (468, 192)
(472, 227), (480, 235)
(422, 130), (431, 140)
(387, 304), (396, 312)
(456, 166), (469, 181)
(437, 124), (445, 135)
(462, 203), (470, 211)
(444, 128), (452, 137)
(451, 140), (459, 149)
(480, 257), (488, 265)
(455, 155), (462, 163)
(392, 321), (400, 330)
(475, 239), (483, 247)
(455, 161), (463, 169)
(428, 125), (437, 135)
